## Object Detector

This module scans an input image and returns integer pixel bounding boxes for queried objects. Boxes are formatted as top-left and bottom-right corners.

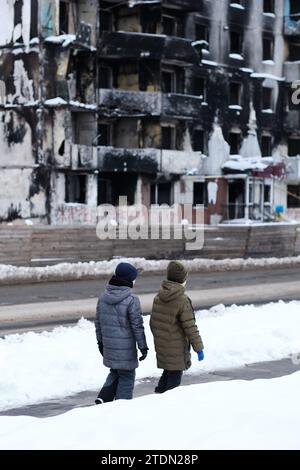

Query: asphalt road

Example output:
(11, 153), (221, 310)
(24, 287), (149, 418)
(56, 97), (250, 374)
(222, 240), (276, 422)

(1, 266), (300, 306)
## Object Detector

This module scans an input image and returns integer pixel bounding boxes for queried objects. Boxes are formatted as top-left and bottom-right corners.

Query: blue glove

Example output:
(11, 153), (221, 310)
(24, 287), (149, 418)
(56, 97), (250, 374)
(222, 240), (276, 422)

(197, 350), (204, 361)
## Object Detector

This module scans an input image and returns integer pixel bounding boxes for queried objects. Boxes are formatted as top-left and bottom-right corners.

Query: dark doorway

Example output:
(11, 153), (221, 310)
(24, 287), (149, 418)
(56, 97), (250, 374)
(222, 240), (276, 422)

(228, 181), (245, 219)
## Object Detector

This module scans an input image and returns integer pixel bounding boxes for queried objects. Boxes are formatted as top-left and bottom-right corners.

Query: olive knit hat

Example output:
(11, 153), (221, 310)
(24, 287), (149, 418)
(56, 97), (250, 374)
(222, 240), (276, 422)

(167, 261), (188, 284)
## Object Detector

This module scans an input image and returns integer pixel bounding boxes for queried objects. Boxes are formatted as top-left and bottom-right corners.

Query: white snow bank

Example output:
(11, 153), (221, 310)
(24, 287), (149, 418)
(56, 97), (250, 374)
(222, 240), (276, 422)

(0, 301), (299, 411)
(3, 255), (300, 284)
(1, 372), (300, 449)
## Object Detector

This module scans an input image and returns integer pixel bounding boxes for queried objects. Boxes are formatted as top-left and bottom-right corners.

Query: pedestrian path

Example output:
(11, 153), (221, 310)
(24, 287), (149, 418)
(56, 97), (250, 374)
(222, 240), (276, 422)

(1, 356), (298, 418)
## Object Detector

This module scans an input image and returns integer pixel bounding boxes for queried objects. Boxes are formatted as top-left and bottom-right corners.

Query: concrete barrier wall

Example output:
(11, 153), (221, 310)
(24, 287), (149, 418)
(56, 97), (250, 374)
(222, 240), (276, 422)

(1, 224), (300, 266)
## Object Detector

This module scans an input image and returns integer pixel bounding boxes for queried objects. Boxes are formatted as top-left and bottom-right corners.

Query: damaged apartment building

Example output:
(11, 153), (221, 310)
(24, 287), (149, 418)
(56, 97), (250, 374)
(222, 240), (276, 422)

(1, 0), (300, 225)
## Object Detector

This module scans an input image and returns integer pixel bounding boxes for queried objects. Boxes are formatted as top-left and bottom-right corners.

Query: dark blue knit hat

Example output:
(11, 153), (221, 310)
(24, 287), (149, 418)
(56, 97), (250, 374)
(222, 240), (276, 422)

(115, 262), (138, 282)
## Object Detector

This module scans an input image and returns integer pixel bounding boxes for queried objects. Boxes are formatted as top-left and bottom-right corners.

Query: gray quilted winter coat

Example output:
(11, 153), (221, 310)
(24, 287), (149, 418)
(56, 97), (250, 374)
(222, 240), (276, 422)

(95, 285), (148, 370)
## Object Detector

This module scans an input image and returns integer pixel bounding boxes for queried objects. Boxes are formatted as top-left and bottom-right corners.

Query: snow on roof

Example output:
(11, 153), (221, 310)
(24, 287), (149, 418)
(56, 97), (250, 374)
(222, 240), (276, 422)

(251, 72), (285, 81)
(69, 100), (97, 110)
(201, 59), (219, 67)
(222, 155), (273, 172)
(45, 97), (68, 106)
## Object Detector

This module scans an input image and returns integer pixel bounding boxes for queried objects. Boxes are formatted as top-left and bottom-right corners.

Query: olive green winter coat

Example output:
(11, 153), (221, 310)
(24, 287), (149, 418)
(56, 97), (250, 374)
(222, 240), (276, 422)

(150, 280), (204, 371)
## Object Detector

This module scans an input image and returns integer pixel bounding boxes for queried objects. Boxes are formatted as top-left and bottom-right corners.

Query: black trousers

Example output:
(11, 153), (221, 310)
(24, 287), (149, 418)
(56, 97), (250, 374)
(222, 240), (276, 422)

(155, 370), (183, 394)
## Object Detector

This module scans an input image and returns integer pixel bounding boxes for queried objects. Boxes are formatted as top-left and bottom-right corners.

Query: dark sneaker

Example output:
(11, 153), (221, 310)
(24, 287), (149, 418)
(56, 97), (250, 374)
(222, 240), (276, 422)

(95, 398), (104, 405)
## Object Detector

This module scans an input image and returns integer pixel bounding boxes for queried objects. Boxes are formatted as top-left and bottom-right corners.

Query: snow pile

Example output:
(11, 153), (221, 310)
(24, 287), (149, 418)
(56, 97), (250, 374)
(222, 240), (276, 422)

(222, 155), (273, 172)
(44, 34), (76, 47)
(1, 372), (300, 449)
(3, 255), (300, 284)
(0, 301), (299, 411)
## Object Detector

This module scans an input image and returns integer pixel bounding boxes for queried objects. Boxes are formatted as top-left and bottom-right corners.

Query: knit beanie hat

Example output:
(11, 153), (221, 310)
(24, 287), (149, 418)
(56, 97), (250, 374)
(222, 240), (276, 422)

(115, 262), (138, 282)
(167, 261), (188, 284)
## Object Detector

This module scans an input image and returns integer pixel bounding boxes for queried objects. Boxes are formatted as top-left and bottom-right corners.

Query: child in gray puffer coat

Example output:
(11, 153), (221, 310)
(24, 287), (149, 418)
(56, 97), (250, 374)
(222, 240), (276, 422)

(95, 262), (148, 403)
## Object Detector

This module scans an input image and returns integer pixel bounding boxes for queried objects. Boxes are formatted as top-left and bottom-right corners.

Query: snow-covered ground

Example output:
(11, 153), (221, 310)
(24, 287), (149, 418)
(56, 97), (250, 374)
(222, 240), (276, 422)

(2, 255), (300, 283)
(1, 301), (299, 411)
(1, 372), (300, 450)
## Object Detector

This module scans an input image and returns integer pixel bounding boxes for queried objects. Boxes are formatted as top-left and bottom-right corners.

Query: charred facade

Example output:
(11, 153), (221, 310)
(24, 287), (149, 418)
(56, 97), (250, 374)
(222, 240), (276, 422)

(1, 0), (300, 225)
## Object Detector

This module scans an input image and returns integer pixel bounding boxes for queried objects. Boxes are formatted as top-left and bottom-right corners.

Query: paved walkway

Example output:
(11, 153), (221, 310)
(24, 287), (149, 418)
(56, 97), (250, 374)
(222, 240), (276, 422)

(1, 356), (298, 418)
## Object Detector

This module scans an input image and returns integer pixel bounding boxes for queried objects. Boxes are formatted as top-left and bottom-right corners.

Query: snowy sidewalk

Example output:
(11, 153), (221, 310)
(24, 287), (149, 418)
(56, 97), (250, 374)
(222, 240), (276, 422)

(1, 356), (298, 419)
(3, 279), (300, 335)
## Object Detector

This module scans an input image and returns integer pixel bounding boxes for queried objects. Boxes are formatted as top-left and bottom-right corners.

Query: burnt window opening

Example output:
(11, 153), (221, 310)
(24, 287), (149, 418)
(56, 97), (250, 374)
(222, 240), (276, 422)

(261, 135), (272, 157)
(65, 174), (87, 204)
(58, 140), (65, 156)
(151, 183), (172, 205)
(98, 178), (111, 205)
(98, 123), (113, 146)
(290, 0), (300, 21)
(59, 1), (70, 34)
(230, 31), (243, 55)
(192, 129), (205, 152)
(99, 66), (113, 88)
(72, 113), (97, 146)
(162, 15), (177, 36)
(100, 3), (114, 33)
(195, 23), (209, 46)
(288, 185), (300, 208)
(193, 182), (208, 207)
(229, 82), (242, 106)
(263, 0), (275, 14)
(139, 61), (159, 92)
(30, 0), (38, 38)
(262, 87), (273, 110)
(229, 132), (241, 155)
(161, 126), (176, 150)
(98, 173), (137, 206)
(193, 77), (206, 99)
(287, 40), (300, 61)
(263, 35), (274, 61)
(288, 137), (300, 156)
(162, 70), (177, 93)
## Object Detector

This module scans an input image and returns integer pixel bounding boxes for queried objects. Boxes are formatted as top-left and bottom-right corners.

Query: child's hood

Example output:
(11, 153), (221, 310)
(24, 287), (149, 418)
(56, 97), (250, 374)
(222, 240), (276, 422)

(101, 285), (132, 304)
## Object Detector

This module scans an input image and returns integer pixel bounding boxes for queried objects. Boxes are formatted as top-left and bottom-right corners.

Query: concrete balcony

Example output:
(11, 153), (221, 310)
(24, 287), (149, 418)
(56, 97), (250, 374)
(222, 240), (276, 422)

(162, 93), (204, 118)
(283, 62), (300, 83)
(98, 89), (205, 118)
(98, 89), (162, 116)
(71, 144), (204, 176)
(99, 32), (199, 65)
(286, 156), (300, 183)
